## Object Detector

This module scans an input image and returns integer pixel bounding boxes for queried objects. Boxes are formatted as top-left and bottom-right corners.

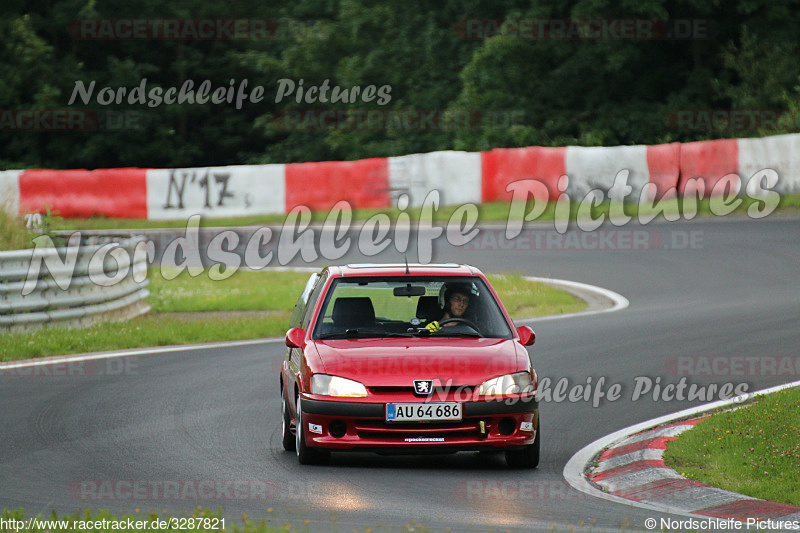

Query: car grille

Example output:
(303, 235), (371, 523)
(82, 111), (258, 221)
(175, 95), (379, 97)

(367, 386), (476, 396)
(353, 419), (486, 440)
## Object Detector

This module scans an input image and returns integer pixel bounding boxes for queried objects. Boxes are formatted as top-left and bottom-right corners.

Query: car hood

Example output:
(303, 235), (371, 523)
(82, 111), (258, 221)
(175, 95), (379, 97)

(310, 337), (525, 387)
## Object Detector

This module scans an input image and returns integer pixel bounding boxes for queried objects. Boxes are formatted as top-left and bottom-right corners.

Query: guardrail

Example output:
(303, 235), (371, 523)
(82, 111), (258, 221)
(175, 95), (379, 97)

(0, 233), (150, 332)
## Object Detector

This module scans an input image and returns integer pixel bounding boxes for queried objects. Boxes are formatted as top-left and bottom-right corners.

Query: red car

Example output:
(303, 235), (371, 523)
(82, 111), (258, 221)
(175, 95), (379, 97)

(280, 263), (539, 467)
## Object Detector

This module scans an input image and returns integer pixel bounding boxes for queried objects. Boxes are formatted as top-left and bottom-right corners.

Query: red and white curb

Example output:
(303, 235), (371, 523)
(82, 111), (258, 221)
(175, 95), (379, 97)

(564, 381), (800, 522)
(588, 418), (800, 521)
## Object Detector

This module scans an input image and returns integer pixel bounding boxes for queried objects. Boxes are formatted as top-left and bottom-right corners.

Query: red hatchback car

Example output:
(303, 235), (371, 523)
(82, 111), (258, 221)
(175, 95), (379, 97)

(280, 263), (539, 467)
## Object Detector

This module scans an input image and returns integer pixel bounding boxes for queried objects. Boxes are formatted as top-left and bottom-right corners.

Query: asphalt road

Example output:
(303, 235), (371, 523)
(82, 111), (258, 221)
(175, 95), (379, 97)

(2, 214), (799, 532)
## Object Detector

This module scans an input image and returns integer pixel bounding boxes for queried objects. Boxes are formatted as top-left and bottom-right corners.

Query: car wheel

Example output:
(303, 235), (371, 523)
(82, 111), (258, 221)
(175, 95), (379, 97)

(505, 419), (540, 469)
(295, 397), (329, 465)
(281, 390), (295, 451)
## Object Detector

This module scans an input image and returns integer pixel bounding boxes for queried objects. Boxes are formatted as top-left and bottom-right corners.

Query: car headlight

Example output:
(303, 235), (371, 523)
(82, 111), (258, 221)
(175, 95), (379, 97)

(478, 371), (532, 396)
(311, 374), (368, 397)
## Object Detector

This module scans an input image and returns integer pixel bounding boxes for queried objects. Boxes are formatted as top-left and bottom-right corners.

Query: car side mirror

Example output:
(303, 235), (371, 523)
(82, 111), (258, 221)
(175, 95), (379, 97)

(517, 326), (535, 346)
(285, 327), (306, 349)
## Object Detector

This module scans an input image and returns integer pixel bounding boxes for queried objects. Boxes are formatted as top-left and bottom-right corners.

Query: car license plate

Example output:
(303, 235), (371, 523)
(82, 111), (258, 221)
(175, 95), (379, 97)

(386, 402), (462, 422)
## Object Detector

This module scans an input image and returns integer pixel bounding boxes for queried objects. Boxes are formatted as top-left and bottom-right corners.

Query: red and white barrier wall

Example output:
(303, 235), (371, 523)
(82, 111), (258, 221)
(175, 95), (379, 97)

(482, 146), (566, 202)
(677, 138), (739, 197)
(18, 168), (148, 219)
(285, 158), (389, 212)
(146, 165), (285, 220)
(0, 170), (22, 216)
(566, 145), (652, 198)
(388, 151), (482, 207)
(3, 133), (798, 220)
(645, 142), (682, 199)
(738, 134), (800, 194)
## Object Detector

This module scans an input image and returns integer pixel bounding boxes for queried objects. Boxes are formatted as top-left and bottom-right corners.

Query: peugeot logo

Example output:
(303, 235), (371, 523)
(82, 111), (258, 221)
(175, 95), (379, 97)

(413, 380), (433, 395)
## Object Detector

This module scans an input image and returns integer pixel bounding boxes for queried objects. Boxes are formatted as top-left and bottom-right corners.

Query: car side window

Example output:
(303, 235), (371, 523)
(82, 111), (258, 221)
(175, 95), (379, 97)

(300, 272), (328, 330)
(289, 273), (320, 328)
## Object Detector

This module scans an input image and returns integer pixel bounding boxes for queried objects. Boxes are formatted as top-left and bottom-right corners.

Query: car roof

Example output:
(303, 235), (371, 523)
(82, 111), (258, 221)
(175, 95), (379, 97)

(328, 263), (482, 278)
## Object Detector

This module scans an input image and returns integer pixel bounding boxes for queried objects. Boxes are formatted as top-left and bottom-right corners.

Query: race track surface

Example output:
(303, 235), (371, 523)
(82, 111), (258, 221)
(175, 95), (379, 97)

(2, 215), (799, 532)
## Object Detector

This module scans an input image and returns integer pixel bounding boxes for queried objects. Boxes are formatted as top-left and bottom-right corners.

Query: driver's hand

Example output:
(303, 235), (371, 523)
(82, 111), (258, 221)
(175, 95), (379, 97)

(425, 321), (441, 333)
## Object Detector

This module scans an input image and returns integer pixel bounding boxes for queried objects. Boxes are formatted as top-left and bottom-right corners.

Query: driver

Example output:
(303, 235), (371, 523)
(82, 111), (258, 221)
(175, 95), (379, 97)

(425, 283), (475, 332)
(441, 286), (470, 325)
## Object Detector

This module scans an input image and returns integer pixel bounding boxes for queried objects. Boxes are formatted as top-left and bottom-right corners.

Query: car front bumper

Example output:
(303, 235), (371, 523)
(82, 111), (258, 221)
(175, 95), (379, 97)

(298, 395), (539, 451)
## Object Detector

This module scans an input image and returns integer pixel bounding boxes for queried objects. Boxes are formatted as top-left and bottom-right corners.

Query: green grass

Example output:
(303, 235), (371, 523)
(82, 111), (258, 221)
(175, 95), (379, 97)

(1, 507), (295, 532)
(49, 203), (513, 230)
(0, 313), (290, 360)
(148, 270), (312, 313)
(47, 193), (800, 231)
(489, 273), (586, 317)
(0, 271), (585, 361)
(664, 387), (800, 506)
(0, 210), (35, 251)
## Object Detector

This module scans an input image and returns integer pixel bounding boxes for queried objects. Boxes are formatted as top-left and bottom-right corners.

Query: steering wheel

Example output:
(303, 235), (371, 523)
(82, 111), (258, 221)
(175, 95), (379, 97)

(437, 317), (482, 334)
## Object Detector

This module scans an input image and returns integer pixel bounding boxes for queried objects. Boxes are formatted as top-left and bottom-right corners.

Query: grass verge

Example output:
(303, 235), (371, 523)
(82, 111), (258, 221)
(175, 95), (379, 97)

(47, 194), (800, 231)
(1, 507), (295, 532)
(0, 208), (68, 251)
(0, 209), (35, 250)
(663, 387), (800, 506)
(0, 271), (586, 361)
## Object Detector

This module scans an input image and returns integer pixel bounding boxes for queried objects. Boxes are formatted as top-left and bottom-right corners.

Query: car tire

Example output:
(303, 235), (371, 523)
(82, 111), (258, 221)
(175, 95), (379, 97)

(281, 390), (295, 452)
(505, 419), (540, 469)
(295, 397), (329, 465)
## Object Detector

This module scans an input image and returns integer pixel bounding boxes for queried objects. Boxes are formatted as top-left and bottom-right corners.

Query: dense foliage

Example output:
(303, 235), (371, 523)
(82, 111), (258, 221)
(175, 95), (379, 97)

(1, 0), (799, 169)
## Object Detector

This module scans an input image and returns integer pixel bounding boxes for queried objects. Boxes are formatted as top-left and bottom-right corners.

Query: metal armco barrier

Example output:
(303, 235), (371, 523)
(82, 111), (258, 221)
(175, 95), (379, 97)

(0, 234), (150, 332)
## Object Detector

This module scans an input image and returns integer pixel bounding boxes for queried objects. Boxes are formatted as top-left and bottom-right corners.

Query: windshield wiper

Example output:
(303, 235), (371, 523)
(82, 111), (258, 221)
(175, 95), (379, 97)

(319, 329), (483, 339)
(319, 329), (389, 339)
(403, 327), (484, 338)
(319, 329), (361, 339)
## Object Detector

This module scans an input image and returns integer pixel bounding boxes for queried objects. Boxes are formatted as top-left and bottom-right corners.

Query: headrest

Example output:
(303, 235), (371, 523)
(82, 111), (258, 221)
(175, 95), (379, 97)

(332, 297), (376, 328)
(415, 296), (441, 320)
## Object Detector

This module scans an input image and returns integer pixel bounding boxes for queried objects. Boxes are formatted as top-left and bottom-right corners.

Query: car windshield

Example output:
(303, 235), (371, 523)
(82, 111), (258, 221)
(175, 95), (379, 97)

(312, 276), (514, 340)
